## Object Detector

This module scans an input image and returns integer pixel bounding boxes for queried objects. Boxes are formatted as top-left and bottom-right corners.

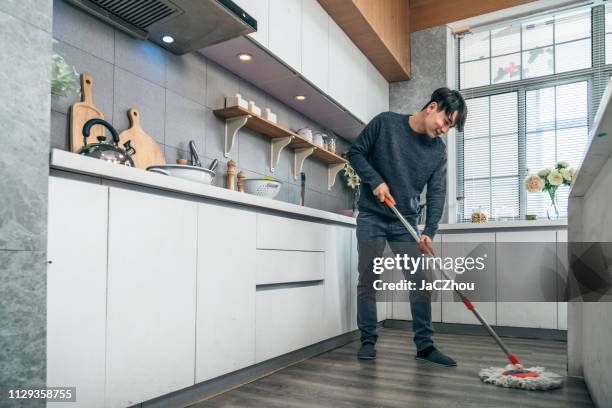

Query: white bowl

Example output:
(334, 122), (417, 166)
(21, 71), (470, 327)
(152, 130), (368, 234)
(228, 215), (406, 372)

(243, 178), (282, 199)
(147, 164), (215, 185)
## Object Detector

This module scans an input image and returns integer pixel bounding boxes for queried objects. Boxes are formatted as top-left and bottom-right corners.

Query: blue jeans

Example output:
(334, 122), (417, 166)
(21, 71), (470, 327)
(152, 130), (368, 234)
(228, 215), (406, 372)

(356, 210), (434, 352)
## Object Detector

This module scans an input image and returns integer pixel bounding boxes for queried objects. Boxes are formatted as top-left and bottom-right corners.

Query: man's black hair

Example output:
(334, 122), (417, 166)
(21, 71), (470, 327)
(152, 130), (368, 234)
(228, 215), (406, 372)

(420, 87), (467, 132)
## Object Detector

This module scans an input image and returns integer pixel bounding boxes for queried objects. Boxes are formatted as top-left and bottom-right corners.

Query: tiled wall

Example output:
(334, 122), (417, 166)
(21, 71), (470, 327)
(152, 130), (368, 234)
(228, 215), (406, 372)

(50, 1), (355, 212)
(0, 0), (52, 400)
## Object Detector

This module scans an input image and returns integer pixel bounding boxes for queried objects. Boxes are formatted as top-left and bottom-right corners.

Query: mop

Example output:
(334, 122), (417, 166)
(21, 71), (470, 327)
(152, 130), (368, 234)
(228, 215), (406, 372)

(383, 198), (564, 391)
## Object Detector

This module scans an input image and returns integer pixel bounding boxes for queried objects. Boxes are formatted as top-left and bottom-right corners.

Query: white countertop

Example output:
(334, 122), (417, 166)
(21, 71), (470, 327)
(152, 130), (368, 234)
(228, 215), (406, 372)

(50, 149), (567, 231)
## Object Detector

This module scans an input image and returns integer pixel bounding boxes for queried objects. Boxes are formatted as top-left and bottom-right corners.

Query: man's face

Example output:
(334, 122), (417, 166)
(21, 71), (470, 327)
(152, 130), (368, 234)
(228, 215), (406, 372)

(423, 102), (458, 138)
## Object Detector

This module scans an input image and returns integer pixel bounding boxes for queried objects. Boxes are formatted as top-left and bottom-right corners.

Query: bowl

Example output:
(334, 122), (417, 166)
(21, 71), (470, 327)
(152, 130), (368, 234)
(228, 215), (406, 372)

(243, 178), (282, 199)
(147, 164), (215, 185)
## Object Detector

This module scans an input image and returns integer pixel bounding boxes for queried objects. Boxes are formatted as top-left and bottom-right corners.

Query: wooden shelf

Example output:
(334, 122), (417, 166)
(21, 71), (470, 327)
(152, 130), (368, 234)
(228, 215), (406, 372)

(214, 106), (348, 190)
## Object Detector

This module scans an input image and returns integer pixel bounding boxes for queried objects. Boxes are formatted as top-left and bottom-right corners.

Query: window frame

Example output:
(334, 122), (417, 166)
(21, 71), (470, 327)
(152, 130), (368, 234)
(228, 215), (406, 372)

(454, 4), (612, 222)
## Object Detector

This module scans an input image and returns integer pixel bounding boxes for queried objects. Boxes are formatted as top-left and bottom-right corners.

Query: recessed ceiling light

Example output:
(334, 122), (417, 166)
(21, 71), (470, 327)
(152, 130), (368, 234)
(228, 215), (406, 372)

(295, 95), (306, 101)
(237, 53), (253, 62)
(162, 35), (175, 44)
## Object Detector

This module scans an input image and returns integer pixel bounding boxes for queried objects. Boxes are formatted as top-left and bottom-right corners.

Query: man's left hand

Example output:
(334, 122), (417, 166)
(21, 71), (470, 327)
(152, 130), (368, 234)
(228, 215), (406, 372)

(419, 235), (433, 254)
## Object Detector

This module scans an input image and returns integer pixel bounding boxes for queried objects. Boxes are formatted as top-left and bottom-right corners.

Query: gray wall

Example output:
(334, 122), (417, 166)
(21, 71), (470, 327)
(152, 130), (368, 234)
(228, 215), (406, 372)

(0, 0), (53, 401)
(389, 25), (450, 224)
(50, 1), (354, 212)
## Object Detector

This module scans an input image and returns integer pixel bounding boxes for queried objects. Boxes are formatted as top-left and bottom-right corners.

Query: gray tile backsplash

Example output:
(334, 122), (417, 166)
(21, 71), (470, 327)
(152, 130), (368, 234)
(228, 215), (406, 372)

(50, 2), (354, 214)
(52, 0), (114, 63)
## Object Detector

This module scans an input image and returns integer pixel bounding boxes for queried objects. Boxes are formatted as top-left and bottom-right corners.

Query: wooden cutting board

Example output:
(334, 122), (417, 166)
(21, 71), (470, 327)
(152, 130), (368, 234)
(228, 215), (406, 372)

(118, 108), (166, 169)
(70, 73), (105, 152)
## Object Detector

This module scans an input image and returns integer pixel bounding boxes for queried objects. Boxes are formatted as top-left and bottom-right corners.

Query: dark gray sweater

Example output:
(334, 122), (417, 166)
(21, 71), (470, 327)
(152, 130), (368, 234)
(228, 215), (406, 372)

(347, 112), (447, 238)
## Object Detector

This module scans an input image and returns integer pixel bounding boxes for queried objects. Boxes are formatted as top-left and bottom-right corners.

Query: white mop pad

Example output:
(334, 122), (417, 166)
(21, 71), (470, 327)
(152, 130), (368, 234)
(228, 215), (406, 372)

(479, 365), (564, 390)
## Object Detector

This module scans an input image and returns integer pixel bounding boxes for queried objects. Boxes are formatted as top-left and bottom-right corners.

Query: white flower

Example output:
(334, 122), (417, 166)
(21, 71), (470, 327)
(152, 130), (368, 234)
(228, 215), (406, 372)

(537, 168), (551, 178)
(525, 175), (544, 193)
(557, 161), (570, 168)
(561, 168), (572, 181)
(547, 170), (563, 186)
(347, 175), (360, 189)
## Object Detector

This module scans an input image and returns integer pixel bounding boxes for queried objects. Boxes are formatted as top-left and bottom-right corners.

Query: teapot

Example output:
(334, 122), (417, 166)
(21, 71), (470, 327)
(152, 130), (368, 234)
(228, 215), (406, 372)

(78, 118), (135, 167)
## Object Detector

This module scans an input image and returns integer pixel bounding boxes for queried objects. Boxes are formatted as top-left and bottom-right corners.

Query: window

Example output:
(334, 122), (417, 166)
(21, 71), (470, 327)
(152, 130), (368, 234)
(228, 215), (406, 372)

(456, 4), (611, 221)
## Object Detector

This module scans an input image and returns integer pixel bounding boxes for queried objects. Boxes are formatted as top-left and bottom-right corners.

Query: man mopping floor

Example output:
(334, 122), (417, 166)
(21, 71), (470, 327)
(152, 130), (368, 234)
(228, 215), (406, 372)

(347, 88), (467, 366)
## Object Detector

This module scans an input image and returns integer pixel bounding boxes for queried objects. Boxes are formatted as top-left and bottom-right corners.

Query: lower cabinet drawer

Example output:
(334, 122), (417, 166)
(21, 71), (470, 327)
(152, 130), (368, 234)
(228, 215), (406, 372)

(257, 213), (326, 251)
(255, 284), (325, 362)
(256, 250), (325, 285)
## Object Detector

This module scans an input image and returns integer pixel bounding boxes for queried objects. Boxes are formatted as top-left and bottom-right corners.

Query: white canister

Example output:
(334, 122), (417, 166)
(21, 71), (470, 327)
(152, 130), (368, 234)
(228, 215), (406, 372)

(225, 93), (248, 109)
(248, 100), (261, 116)
(313, 133), (324, 148)
(297, 127), (313, 142)
(263, 108), (277, 123)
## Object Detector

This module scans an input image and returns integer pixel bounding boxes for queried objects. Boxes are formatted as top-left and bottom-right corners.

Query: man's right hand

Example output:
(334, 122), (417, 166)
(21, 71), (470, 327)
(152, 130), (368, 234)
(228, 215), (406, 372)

(372, 182), (396, 205)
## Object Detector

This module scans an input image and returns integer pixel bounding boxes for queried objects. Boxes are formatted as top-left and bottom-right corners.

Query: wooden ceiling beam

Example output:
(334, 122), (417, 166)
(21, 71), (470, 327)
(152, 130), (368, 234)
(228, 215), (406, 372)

(409, 0), (537, 33)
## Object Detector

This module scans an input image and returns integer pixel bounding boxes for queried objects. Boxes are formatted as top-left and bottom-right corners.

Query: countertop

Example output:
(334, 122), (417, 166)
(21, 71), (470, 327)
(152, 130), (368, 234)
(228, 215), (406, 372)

(50, 149), (567, 231)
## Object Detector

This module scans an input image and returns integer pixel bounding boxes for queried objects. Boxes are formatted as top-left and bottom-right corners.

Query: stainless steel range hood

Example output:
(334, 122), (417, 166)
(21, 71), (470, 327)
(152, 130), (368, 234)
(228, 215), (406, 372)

(63, 0), (257, 54)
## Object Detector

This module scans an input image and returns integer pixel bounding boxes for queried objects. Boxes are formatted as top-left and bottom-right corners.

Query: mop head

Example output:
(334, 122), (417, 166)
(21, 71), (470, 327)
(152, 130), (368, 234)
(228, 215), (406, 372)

(478, 365), (564, 390)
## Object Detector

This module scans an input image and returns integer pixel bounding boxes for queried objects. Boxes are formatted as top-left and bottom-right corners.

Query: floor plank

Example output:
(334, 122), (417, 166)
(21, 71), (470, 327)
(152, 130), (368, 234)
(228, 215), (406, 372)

(192, 328), (593, 408)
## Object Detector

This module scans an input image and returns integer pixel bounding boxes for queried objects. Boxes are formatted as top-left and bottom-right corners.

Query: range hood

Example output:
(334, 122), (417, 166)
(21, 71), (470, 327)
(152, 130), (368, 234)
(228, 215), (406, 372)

(63, 0), (257, 54)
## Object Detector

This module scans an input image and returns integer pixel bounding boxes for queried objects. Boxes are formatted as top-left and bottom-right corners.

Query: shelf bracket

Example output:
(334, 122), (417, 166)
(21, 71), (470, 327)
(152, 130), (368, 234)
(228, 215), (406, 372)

(293, 147), (315, 180)
(270, 136), (294, 172)
(224, 115), (250, 158)
(327, 163), (346, 191)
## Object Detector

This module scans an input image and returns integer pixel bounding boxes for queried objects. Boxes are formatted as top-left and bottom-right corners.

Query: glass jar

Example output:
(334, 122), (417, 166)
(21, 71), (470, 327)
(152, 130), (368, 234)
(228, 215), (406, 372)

(325, 135), (336, 153)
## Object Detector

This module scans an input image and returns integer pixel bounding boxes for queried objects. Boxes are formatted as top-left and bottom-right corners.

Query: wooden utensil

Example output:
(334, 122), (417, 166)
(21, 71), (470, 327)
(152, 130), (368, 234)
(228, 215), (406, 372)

(70, 73), (105, 152)
(118, 108), (166, 169)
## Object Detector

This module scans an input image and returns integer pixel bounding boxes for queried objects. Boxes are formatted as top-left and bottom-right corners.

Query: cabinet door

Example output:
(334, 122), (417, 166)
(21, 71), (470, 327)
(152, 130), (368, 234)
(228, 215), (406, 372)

(366, 60), (389, 122)
(233, 0), (269, 47)
(349, 228), (358, 331)
(105, 188), (197, 408)
(391, 235), (442, 322)
(557, 230), (568, 330)
(268, 0), (302, 72)
(441, 232), (496, 325)
(496, 230), (557, 329)
(195, 203), (256, 382)
(256, 284), (325, 362)
(47, 177), (108, 408)
(301, 0), (329, 93)
(324, 225), (353, 338)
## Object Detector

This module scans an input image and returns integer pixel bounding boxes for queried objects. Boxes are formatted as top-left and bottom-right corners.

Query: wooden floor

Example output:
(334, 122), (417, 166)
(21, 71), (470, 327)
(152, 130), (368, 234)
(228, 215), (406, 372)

(193, 328), (593, 408)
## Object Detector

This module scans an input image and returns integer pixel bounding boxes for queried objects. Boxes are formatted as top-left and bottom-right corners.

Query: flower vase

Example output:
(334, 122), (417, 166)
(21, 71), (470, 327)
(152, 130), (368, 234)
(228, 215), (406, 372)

(546, 189), (560, 220)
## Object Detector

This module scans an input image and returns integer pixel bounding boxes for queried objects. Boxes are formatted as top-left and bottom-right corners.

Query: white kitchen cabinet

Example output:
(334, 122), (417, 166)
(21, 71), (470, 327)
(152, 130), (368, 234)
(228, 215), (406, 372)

(196, 203), (256, 382)
(268, 0), (302, 72)
(441, 232), (496, 325)
(366, 60), (389, 123)
(496, 230), (558, 329)
(301, 0), (329, 93)
(328, 19), (367, 123)
(557, 230), (568, 330)
(256, 213), (326, 251)
(256, 250), (324, 284)
(255, 283), (325, 362)
(105, 188), (197, 408)
(233, 0), (269, 47)
(392, 235), (443, 322)
(324, 225), (353, 338)
(47, 177), (108, 408)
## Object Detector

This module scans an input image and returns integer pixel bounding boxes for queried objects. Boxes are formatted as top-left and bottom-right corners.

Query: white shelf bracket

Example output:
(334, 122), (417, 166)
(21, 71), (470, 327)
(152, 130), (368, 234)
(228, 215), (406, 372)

(224, 115), (250, 158)
(327, 163), (346, 190)
(293, 147), (315, 180)
(270, 136), (293, 172)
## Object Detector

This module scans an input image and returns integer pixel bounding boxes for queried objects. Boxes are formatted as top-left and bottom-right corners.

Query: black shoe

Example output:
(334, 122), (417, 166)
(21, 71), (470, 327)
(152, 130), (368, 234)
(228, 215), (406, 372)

(415, 346), (456, 367)
(357, 342), (376, 360)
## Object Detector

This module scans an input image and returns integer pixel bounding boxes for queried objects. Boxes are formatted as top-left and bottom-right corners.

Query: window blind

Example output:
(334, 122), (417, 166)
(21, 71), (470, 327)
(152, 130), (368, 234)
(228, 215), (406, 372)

(456, 3), (611, 222)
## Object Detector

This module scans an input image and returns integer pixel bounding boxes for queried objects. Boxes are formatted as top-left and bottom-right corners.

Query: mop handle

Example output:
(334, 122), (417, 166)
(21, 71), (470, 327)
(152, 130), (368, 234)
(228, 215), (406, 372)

(383, 198), (522, 367)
